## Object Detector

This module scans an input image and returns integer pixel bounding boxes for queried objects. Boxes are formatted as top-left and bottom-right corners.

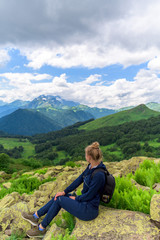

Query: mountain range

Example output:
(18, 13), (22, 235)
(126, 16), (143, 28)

(79, 104), (160, 131)
(0, 95), (160, 136)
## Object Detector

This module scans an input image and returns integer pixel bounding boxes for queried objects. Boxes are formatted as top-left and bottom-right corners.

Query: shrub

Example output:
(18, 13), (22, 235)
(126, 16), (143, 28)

(0, 175), (56, 199)
(107, 176), (157, 214)
(51, 212), (76, 240)
(6, 230), (25, 240)
(51, 228), (76, 240)
(65, 161), (76, 168)
(34, 168), (48, 175)
(21, 158), (43, 169)
(0, 153), (10, 171)
(133, 159), (160, 187)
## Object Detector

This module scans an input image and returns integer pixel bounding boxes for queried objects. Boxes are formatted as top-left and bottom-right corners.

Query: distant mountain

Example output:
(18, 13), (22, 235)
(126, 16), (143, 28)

(116, 106), (135, 112)
(0, 100), (29, 118)
(71, 104), (116, 119)
(117, 102), (160, 113)
(0, 95), (117, 121)
(38, 108), (94, 129)
(0, 109), (62, 136)
(79, 104), (160, 131)
(26, 95), (80, 109)
(146, 102), (160, 112)
(0, 100), (5, 106)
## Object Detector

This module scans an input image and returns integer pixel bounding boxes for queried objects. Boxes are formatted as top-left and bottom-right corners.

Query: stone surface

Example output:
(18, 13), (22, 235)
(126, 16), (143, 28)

(2, 182), (11, 189)
(72, 206), (160, 240)
(0, 195), (17, 209)
(153, 183), (160, 192)
(0, 202), (30, 233)
(150, 194), (160, 222)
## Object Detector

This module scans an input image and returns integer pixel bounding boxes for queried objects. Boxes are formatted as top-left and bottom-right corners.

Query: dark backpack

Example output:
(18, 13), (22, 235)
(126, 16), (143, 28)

(91, 168), (115, 203)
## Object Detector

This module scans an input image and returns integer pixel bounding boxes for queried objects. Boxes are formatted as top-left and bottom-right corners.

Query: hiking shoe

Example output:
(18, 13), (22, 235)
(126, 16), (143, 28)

(26, 227), (46, 238)
(21, 212), (39, 226)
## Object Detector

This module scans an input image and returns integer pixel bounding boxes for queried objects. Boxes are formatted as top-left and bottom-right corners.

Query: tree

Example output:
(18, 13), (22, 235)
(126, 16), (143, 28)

(0, 153), (10, 171)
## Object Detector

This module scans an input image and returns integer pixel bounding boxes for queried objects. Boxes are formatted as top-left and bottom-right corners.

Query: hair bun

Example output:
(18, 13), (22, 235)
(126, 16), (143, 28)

(91, 141), (100, 149)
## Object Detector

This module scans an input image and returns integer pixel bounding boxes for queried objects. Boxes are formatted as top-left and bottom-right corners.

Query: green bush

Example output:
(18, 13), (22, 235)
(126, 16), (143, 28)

(34, 168), (48, 175)
(51, 228), (76, 240)
(6, 230), (25, 240)
(133, 159), (160, 187)
(61, 212), (75, 233)
(21, 158), (43, 169)
(107, 176), (158, 214)
(0, 175), (56, 199)
(0, 153), (10, 171)
(65, 161), (76, 168)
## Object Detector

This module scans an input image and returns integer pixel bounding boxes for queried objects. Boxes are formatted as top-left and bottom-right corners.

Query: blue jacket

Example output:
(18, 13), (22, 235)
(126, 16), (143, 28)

(64, 161), (106, 208)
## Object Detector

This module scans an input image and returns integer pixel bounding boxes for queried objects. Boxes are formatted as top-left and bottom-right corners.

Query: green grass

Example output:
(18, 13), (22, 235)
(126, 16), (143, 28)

(101, 144), (124, 161)
(0, 175), (56, 199)
(52, 146), (71, 164)
(0, 137), (35, 158)
(79, 104), (160, 131)
(140, 139), (160, 148)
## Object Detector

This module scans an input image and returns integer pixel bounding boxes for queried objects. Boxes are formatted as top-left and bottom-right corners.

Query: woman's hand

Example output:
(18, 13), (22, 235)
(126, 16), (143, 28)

(54, 191), (65, 200)
(69, 196), (76, 200)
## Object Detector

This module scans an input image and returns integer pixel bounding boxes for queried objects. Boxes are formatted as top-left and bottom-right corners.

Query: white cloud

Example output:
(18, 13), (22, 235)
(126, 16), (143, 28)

(0, 49), (10, 67)
(147, 57), (160, 72)
(1, 69), (160, 109)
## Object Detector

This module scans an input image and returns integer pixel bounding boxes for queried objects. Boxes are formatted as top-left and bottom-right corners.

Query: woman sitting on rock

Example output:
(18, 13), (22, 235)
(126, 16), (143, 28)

(22, 141), (106, 238)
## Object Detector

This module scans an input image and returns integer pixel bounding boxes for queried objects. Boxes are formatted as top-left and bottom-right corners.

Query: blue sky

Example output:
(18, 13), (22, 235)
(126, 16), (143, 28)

(0, 0), (160, 109)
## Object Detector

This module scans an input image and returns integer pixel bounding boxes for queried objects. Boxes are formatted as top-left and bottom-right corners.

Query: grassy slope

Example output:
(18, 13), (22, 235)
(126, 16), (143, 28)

(79, 104), (160, 131)
(0, 137), (35, 158)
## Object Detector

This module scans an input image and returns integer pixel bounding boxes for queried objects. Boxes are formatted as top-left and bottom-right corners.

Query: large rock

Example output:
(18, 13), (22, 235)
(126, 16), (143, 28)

(71, 206), (160, 240)
(0, 202), (30, 234)
(0, 195), (17, 209)
(150, 194), (160, 222)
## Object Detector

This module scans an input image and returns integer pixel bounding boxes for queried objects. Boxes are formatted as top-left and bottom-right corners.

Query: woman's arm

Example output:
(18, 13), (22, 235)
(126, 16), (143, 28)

(64, 169), (86, 194)
(75, 172), (105, 202)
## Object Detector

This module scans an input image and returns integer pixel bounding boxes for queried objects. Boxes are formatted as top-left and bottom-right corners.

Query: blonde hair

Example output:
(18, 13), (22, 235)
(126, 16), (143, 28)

(85, 141), (103, 162)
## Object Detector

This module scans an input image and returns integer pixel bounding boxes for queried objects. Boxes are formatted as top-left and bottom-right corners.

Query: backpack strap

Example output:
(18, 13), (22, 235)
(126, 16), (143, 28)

(91, 168), (109, 179)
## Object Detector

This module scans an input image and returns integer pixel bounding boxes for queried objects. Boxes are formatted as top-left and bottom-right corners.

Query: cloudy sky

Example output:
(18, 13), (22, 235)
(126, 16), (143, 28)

(0, 0), (160, 109)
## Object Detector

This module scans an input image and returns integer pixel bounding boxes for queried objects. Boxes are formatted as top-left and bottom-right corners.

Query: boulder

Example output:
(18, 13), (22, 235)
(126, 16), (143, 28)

(0, 202), (30, 234)
(150, 194), (160, 222)
(71, 206), (160, 240)
(0, 195), (17, 209)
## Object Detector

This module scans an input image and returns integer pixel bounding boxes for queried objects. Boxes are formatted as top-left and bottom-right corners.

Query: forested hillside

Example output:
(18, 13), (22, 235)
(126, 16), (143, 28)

(1, 105), (160, 174)
(32, 113), (160, 163)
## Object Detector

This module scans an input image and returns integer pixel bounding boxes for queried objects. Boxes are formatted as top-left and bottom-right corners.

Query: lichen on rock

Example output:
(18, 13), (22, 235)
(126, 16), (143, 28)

(150, 194), (160, 222)
(71, 206), (160, 240)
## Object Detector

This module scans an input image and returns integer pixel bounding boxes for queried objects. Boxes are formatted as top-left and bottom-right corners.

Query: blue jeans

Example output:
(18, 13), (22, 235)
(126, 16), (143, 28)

(37, 194), (99, 228)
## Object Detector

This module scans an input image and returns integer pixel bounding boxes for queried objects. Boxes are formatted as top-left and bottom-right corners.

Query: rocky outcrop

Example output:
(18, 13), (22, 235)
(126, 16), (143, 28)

(150, 194), (160, 222)
(71, 206), (160, 240)
(0, 157), (160, 239)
